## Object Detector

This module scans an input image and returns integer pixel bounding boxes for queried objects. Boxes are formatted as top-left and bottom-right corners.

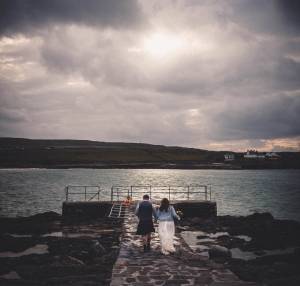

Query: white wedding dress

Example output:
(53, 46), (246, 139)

(158, 220), (176, 254)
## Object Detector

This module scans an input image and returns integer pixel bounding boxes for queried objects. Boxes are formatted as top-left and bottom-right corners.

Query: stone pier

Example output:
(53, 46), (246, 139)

(110, 205), (257, 286)
(62, 200), (217, 220)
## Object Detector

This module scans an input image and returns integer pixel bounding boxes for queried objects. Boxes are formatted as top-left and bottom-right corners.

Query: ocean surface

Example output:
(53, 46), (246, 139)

(0, 169), (299, 221)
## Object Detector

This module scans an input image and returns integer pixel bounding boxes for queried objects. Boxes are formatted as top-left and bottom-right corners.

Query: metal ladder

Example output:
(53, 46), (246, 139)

(108, 203), (130, 218)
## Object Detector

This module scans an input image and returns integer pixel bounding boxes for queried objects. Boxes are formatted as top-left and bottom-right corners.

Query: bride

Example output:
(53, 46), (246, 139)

(156, 198), (180, 255)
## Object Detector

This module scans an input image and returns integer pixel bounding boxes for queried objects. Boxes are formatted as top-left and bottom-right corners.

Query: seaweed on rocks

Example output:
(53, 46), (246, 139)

(0, 212), (122, 286)
(178, 212), (300, 285)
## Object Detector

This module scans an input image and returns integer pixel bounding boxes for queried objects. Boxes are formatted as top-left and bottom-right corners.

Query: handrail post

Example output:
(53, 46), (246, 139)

(65, 186), (68, 201)
(111, 187), (113, 202)
(130, 186), (133, 199)
(168, 186), (171, 201)
(85, 186), (87, 201)
(187, 185), (190, 200)
(205, 186), (207, 201)
(150, 185), (152, 200)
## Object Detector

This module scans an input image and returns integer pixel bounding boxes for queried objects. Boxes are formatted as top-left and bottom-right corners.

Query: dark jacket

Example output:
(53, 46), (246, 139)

(135, 200), (157, 221)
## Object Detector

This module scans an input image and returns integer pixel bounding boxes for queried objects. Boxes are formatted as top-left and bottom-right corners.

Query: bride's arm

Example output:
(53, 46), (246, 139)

(171, 206), (180, 220)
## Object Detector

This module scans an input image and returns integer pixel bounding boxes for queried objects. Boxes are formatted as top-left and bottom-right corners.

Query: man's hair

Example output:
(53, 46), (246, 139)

(143, 194), (150, 200)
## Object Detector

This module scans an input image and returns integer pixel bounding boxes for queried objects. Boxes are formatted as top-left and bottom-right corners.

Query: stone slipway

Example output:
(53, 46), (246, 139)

(110, 206), (258, 286)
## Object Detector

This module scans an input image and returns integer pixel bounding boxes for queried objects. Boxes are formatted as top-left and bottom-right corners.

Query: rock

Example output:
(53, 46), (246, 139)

(29, 211), (61, 222)
(197, 235), (209, 240)
(254, 250), (266, 256)
(177, 226), (189, 231)
(0, 236), (37, 252)
(209, 245), (232, 259)
(247, 212), (274, 221)
(0, 271), (21, 280)
(0, 211), (61, 235)
(0, 212), (122, 286)
(61, 255), (85, 265)
(90, 240), (106, 255)
(190, 217), (203, 224)
(294, 247), (300, 255)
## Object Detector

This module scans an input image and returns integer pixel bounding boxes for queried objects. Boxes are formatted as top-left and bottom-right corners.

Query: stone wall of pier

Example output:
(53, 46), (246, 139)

(62, 200), (217, 219)
(62, 201), (113, 220)
(174, 201), (217, 218)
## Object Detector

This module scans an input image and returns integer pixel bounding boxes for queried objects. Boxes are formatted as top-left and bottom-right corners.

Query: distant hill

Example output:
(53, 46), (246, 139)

(0, 137), (299, 169)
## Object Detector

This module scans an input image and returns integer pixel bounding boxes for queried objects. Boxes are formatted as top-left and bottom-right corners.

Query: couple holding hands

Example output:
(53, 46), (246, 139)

(135, 194), (181, 255)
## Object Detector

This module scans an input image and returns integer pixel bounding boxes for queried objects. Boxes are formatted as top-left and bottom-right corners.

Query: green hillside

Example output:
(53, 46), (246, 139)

(0, 137), (299, 169)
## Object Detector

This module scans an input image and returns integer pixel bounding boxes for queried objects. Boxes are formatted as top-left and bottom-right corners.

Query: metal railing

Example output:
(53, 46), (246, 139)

(65, 185), (103, 201)
(110, 184), (211, 202)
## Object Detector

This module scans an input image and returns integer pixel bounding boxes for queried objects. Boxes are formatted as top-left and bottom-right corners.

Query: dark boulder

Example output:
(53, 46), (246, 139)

(209, 245), (232, 259)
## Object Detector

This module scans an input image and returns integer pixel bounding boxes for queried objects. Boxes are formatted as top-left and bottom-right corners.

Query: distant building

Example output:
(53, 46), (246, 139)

(244, 150), (265, 159)
(224, 153), (235, 161)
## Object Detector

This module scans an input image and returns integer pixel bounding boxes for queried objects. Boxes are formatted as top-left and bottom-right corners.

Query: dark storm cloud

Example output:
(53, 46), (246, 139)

(276, 0), (300, 29)
(230, 0), (300, 36)
(212, 94), (300, 141)
(0, 0), (145, 35)
(0, 0), (299, 151)
(274, 58), (300, 91)
(0, 108), (28, 123)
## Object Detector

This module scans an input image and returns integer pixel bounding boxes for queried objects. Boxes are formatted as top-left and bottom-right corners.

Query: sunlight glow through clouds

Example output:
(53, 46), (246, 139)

(260, 137), (300, 152)
(66, 78), (91, 87)
(128, 30), (215, 61)
(0, 35), (43, 82)
(0, 1), (300, 151)
(206, 137), (300, 152)
(143, 32), (184, 58)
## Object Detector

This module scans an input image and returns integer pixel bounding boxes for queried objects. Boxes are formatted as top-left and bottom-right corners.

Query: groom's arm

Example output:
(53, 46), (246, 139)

(152, 205), (158, 221)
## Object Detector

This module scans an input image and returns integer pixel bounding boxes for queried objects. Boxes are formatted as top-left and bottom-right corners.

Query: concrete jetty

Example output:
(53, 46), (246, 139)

(109, 205), (257, 286)
(62, 201), (257, 285)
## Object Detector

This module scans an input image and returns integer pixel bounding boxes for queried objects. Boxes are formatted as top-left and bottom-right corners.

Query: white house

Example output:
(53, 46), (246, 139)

(224, 154), (235, 161)
(244, 150), (265, 159)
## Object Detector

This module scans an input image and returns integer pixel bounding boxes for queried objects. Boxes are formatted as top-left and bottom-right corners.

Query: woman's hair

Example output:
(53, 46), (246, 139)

(159, 198), (170, 212)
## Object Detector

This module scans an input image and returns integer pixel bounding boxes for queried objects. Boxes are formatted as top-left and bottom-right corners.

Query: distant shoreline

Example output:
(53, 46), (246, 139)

(1, 137), (300, 169)
(1, 164), (299, 170)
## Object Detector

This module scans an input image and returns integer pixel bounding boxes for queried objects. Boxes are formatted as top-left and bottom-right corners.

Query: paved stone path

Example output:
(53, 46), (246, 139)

(110, 207), (258, 286)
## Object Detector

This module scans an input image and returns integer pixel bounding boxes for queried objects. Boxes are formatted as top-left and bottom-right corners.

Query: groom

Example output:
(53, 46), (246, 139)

(135, 194), (157, 252)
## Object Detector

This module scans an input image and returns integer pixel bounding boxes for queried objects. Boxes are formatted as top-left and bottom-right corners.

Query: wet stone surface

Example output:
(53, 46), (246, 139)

(110, 207), (257, 286)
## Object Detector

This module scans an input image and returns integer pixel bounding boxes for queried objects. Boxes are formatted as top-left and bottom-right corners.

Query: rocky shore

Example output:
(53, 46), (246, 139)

(0, 212), (123, 285)
(1, 211), (300, 285)
(178, 212), (300, 285)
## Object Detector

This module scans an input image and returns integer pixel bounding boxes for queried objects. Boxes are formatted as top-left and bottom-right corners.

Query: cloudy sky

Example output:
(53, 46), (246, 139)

(0, 0), (299, 151)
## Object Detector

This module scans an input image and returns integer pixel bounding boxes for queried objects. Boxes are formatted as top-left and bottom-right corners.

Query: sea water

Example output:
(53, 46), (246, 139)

(0, 169), (299, 221)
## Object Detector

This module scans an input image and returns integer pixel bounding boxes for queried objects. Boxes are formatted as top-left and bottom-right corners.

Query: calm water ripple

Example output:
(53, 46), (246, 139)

(0, 169), (299, 221)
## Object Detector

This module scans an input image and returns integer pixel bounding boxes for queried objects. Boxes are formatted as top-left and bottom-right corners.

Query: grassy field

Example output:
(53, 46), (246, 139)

(0, 137), (299, 169)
